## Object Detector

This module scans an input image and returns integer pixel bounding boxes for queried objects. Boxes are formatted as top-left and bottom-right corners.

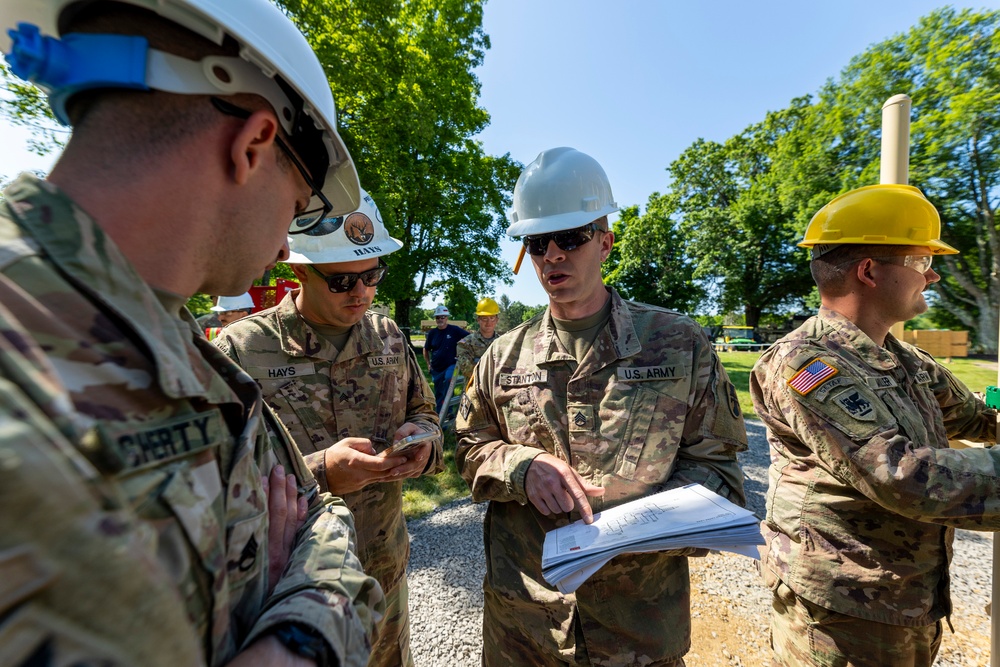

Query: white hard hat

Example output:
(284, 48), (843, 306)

(1, 0), (361, 220)
(211, 292), (255, 312)
(286, 188), (402, 264)
(506, 147), (618, 237)
(434, 305), (449, 317)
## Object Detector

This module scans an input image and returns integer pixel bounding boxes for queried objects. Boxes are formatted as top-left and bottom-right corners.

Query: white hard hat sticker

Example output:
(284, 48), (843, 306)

(345, 212), (374, 245)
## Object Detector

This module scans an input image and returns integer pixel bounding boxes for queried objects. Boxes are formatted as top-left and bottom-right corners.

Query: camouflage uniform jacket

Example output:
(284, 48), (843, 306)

(215, 293), (443, 602)
(455, 331), (498, 380)
(456, 289), (748, 664)
(751, 307), (1000, 627)
(0, 175), (383, 666)
(0, 292), (206, 667)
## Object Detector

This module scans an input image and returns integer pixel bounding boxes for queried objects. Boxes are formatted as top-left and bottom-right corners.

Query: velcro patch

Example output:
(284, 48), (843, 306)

(833, 389), (877, 421)
(914, 371), (932, 384)
(812, 376), (853, 402)
(568, 403), (595, 432)
(865, 376), (898, 390)
(367, 354), (401, 368)
(617, 365), (687, 381)
(787, 359), (838, 395)
(249, 363), (316, 380)
(498, 370), (548, 386)
(103, 409), (226, 470)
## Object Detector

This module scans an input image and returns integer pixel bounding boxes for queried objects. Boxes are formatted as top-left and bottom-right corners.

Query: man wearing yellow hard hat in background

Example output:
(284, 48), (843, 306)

(455, 297), (501, 380)
(751, 184), (1000, 666)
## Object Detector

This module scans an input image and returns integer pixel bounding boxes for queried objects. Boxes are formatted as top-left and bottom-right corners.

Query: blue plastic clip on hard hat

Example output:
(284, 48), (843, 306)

(5, 23), (150, 125)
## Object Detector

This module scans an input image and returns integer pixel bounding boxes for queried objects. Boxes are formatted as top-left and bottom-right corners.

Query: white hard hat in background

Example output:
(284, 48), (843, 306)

(1, 0), (361, 219)
(507, 147), (618, 237)
(211, 292), (255, 312)
(434, 305), (450, 317)
(286, 188), (402, 264)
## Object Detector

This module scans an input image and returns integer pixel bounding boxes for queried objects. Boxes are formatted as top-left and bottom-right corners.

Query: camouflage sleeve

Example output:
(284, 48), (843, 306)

(455, 350), (545, 505)
(403, 342), (445, 475)
(761, 350), (1000, 530)
(0, 299), (204, 667)
(244, 405), (385, 664)
(662, 327), (749, 506)
(919, 350), (998, 442)
(455, 337), (474, 381)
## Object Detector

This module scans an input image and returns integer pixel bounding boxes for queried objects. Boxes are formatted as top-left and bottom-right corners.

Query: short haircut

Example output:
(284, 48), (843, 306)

(810, 244), (901, 296)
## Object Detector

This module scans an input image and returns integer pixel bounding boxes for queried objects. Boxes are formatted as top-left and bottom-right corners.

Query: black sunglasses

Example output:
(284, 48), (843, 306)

(522, 222), (601, 256)
(210, 97), (332, 234)
(308, 259), (387, 293)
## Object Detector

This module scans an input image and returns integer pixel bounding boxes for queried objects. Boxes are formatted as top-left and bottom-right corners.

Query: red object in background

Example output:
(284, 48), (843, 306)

(248, 279), (299, 312)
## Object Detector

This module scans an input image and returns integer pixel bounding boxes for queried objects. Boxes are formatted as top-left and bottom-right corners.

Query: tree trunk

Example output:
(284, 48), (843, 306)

(395, 298), (415, 345)
(744, 305), (762, 331)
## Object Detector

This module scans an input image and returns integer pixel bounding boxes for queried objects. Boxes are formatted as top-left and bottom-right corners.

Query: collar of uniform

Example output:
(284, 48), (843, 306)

(534, 287), (641, 365)
(276, 290), (382, 361)
(816, 306), (898, 371)
(3, 174), (231, 400)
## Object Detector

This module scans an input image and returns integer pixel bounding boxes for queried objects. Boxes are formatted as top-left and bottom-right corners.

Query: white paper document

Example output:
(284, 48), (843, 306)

(541, 483), (764, 594)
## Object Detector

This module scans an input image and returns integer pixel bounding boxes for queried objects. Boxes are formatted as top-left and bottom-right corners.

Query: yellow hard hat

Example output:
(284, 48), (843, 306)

(799, 184), (958, 257)
(475, 297), (500, 316)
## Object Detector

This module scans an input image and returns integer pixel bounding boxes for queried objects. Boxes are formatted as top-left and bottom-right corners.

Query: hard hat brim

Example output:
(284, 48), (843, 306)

(286, 235), (403, 264)
(506, 204), (617, 238)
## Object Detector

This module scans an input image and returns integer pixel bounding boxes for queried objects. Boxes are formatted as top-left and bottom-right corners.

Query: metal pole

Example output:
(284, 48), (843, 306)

(437, 369), (461, 427)
(880, 94), (911, 185)
(993, 310), (1000, 665)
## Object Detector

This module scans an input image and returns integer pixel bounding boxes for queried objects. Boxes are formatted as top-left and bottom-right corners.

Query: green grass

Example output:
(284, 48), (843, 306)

(401, 348), (1000, 519)
(716, 351), (762, 420)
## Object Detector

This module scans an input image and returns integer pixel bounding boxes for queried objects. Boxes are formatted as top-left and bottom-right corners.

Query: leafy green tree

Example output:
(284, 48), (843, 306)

(495, 294), (544, 333)
(279, 0), (521, 333)
(444, 281), (477, 327)
(666, 106), (816, 328)
(789, 8), (1000, 352)
(603, 201), (704, 313)
(0, 62), (68, 157)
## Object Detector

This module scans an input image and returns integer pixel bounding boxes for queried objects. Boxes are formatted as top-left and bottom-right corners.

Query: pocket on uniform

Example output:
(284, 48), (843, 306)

(224, 511), (267, 589)
(615, 386), (685, 483)
(271, 379), (336, 454)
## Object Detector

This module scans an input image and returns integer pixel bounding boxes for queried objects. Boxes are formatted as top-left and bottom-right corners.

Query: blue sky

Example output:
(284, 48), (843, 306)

(2, 1), (997, 308)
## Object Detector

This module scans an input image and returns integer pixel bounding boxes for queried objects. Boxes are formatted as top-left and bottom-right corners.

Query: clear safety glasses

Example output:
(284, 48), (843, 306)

(873, 255), (934, 275)
(308, 259), (387, 293)
(522, 222), (601, 256)
(210, 97), (332, 234)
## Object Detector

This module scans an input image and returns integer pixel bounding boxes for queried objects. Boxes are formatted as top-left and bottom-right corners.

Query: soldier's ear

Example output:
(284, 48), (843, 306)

(856, 259), (877, 288)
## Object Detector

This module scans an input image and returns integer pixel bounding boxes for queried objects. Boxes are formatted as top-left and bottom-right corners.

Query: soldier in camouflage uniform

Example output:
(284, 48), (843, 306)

(216, 190), (444, 667)
(457, 148), (748, 666)
(455, 296), (501, 380)
(751, 184), (1000, 666)
(1, 2), (383, 665)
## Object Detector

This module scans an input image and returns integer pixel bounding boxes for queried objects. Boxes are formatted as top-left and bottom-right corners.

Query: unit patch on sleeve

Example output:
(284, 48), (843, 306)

(787, 358), (838, 396)
(833, 389), (876, 421)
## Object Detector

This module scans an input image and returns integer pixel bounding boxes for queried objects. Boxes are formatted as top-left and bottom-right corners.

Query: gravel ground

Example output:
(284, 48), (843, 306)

(406, 419), (995, 666)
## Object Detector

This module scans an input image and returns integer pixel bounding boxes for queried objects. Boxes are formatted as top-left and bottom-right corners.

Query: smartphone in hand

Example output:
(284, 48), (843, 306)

(383, 430), (439, 456)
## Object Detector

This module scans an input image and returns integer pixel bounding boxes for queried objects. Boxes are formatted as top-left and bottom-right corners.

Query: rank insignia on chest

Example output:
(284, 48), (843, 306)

(787, 358), (838, 395)
(833, 390), (876, 421)
(568, 403), (594, 432)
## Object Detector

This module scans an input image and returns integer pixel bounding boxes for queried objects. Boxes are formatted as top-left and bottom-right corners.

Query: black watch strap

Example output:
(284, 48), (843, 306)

(269, 622), (337, 667)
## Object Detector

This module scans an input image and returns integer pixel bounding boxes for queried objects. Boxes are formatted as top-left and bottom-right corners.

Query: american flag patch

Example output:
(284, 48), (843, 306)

(788, 359), (838, 395)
